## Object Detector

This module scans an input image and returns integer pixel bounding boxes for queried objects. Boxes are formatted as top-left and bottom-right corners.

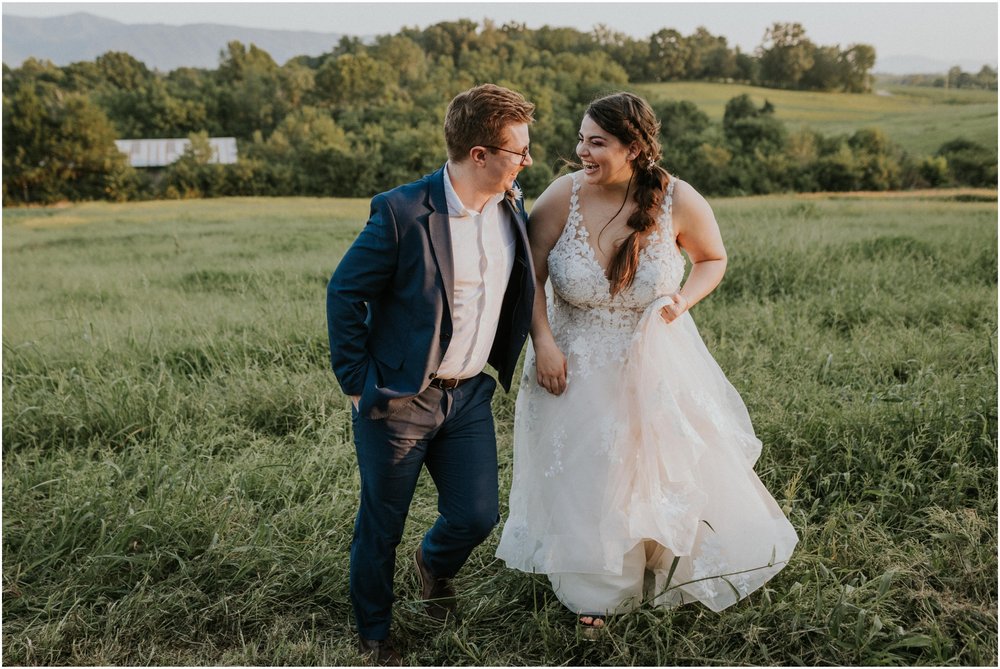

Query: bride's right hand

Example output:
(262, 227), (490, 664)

(535, 340), (568, 395)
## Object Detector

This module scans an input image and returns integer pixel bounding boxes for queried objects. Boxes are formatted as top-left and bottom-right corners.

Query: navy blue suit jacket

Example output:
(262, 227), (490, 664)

(327, 166), (535, 419)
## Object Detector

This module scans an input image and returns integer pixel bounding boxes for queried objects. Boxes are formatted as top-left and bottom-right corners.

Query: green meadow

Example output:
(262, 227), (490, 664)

(636, 81), (998, 155)
(3, 192), (997, 665)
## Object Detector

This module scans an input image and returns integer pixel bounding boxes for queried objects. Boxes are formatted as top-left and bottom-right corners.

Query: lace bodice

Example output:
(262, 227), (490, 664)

(545, 172), (686, 374)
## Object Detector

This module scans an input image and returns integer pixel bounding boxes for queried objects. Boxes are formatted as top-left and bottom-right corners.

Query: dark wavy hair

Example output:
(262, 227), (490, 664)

(585, 92), (671, 295)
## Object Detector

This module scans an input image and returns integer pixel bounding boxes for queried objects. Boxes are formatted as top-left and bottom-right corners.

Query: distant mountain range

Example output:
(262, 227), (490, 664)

(2, 12), (995, 74)
(2, 12), (349, 70)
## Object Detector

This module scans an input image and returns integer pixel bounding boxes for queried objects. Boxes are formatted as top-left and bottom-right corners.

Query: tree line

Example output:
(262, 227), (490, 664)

(888, 65), (998, 90)
(2, 20), (996, 205)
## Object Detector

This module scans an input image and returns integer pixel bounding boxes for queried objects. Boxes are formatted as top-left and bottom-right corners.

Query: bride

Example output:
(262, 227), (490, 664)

(495, 92), (798, 632)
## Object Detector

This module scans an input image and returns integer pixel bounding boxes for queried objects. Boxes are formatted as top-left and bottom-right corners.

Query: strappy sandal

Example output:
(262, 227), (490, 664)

(578, 614), (606, 640)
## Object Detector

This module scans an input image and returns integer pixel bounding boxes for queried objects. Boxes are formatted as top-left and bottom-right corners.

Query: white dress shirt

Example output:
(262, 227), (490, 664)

(434, 163), (516, 379)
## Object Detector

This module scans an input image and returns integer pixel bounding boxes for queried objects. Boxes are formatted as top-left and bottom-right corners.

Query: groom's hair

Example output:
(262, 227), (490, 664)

(444, 84), (535, 162)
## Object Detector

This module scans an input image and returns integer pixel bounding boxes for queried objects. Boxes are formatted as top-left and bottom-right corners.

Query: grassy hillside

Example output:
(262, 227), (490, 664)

(3, 194), (997, 666)
(634, 81), (998, 156)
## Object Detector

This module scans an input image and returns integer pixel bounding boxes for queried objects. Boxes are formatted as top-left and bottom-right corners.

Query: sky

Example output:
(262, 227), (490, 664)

(3, 1), (998, 64)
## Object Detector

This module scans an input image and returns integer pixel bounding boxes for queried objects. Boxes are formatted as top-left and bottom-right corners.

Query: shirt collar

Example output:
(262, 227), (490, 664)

(443, 162), (505, 217)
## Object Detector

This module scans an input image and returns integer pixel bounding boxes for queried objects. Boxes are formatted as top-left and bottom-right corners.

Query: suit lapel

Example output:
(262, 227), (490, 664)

(426, 167), (455, 321)
(503, 190), (531, 267)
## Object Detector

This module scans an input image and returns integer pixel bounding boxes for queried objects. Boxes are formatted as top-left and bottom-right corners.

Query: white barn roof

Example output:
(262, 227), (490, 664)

(114, 137), (238, 167)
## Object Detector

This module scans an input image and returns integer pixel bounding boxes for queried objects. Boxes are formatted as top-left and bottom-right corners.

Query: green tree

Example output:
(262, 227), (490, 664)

(377, 122), (449, 191)
(722, 94), (786, 154)
(733, 48), (760, 84)
(408, 19), (479, 64)
(936, 138), (998, 186)
(592, 24), (650, 82)
(3, 82), (135, 204)
(685, 142), (734, 194)
(917, 155), (949, 187)
(313, 52), (398, 110)
(98, 74), (208, 138)
(95, 51), (153, 90)
(839, 44), (876, 92)
(651, 99), (711, 177)
(277, 60), (315, 111)
(758, 22), (815, 88)
(533, 25), (594, 55)
(946, 66), (963, 89)
(847, 128), (901, 190)
(262, 106), (355, 194)
(165, 67), (222, 135)
(813, 144), (861, 191)
(784, 128), (824, 191)
(60, 60), (106, 93)
(686, 27), (735, 80)
(648, 29), (690, 81)
(800, 45), (842, 91)
(4, 57), (66, 93)
(215, 42), (284, 138)
(655, 100), (711, 143)
(370, 35), (429, 87)
(975, 65), (998, 90)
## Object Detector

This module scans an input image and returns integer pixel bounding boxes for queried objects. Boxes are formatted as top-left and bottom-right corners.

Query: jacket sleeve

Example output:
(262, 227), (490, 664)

(326, 194), (399, 395)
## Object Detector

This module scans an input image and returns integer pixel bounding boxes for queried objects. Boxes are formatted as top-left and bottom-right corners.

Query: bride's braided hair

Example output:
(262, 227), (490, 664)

(586, 92), (671, 295)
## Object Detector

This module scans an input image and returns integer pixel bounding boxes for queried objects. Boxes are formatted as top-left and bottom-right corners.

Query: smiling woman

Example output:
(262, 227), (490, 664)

(496, 92), (798, 632)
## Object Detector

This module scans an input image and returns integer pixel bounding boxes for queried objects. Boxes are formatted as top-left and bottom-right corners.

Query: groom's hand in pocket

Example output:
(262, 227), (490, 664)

(535, 340), (567, 396)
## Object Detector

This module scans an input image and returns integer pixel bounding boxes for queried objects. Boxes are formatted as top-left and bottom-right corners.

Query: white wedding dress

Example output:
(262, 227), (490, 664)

(496, 173), (798, 613)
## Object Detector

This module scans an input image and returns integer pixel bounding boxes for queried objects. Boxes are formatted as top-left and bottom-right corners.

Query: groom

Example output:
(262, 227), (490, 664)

(326, 84), (536, 665)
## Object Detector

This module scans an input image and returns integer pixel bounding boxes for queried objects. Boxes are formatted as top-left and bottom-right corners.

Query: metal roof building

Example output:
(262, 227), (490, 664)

(114, 137), (238, 168)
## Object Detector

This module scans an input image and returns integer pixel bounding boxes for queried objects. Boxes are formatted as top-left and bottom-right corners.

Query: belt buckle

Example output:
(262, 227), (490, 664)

(431, 376), (460, 390)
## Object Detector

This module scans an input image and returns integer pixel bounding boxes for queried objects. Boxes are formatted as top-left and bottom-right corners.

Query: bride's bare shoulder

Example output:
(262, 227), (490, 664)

(669, 178), (717, 230)
(529, 172), (576, 231)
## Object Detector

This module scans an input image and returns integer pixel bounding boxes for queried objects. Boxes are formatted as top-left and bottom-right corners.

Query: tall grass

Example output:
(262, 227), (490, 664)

(3, 192), (997, 665)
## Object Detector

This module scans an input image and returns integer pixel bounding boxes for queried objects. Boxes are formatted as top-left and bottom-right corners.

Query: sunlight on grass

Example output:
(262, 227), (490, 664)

(3, 194), (997, 665)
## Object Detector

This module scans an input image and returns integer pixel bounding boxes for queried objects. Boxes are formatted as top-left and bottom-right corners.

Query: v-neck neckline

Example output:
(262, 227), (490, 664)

(566, 174), (661, 283)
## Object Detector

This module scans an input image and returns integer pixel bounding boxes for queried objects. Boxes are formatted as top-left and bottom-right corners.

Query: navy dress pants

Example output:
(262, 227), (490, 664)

(349, 373), (499, 640)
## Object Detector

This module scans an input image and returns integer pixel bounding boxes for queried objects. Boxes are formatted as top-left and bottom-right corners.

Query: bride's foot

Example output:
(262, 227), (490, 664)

(578, 615), (606, 640)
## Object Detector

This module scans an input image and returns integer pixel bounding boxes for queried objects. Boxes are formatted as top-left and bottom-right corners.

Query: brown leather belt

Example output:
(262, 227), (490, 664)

(429, 376), (471, 390)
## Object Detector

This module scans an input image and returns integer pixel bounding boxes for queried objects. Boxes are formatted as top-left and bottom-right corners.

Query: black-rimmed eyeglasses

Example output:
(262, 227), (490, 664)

(483, 145), (531, 166)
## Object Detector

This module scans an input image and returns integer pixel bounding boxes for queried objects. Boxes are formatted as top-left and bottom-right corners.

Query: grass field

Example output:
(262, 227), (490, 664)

(3, 192), (997, 665)
(635, 81), (998, 156)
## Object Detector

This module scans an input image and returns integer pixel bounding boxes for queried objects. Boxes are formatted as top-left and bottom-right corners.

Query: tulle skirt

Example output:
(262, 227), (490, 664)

(496, 297), (798, 612)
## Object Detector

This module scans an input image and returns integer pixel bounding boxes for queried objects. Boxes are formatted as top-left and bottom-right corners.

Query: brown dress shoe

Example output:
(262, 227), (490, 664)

(358, 636), (404, 666)
(414, 545), (457, 621)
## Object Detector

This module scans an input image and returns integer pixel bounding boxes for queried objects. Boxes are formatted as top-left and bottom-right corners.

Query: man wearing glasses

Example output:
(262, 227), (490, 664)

(327, 84), (536, 665)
